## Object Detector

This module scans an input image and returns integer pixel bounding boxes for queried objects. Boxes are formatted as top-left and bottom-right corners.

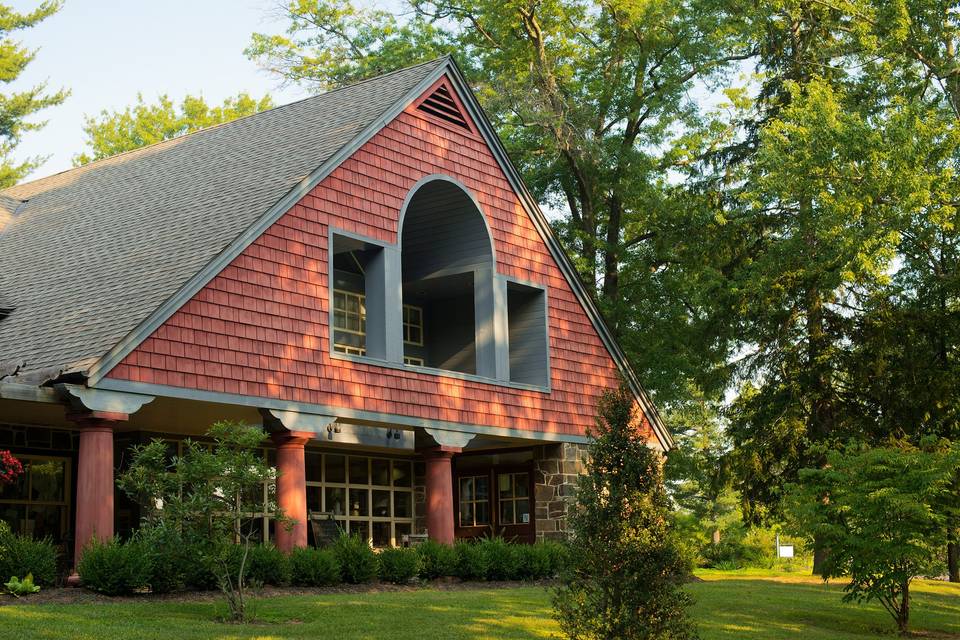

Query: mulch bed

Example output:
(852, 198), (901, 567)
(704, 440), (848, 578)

(0, 579), (557, 607)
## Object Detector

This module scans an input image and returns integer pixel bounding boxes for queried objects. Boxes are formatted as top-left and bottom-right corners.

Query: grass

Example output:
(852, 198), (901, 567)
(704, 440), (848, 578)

(2, 571), (958, 639)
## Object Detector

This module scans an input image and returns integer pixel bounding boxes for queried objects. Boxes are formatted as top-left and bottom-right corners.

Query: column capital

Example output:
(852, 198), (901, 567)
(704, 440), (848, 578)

(422, 445), (461, 458)
(65, 410), (126, 428)
(270, 430), (314, 448)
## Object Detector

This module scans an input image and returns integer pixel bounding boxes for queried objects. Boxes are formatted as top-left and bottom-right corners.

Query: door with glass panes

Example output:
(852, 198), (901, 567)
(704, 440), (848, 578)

(454, 464), (534, 543)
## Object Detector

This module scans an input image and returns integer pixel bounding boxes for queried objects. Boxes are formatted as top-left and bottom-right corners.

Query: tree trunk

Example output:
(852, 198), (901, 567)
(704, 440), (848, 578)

(812, 544), (829, 576)
(712, 528), (721, 545)
(898, 579), (910, 635)
(948, 529), (959, 583)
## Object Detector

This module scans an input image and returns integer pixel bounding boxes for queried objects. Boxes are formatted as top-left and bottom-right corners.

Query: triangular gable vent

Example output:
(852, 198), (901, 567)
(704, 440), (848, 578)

(417, 84), (470, 130)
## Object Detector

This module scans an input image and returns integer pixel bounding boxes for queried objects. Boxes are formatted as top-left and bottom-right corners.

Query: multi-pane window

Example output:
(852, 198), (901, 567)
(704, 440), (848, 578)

(458, 475), (490, 527)
(402, 305), (423, 345)
(497, 472), (530, 525)
(0, 455), (70, 544)
(305, 452), (414, 547)
(333, 292), (425, 364)
(333, 289), (366, 355)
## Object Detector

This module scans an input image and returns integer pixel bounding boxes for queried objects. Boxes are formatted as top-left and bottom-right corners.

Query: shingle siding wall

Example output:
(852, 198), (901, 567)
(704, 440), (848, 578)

(107, 82), (650, 440)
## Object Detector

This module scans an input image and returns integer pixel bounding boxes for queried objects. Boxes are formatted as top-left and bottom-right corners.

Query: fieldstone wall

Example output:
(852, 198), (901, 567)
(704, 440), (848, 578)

(533, 442), (589, 540)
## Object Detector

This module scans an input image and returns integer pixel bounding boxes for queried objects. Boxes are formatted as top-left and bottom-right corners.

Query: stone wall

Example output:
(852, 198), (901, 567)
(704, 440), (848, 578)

(533, 442), (589, 540)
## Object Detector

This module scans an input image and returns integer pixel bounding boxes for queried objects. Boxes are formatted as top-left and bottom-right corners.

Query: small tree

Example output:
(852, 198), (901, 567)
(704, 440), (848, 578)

(553, 386), (698, 640)
(787, 440), (960, 634)
(117, 421), (282, 622)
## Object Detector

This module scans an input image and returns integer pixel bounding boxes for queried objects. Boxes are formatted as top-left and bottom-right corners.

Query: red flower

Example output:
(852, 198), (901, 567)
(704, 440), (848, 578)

(0, 450), (23, 486)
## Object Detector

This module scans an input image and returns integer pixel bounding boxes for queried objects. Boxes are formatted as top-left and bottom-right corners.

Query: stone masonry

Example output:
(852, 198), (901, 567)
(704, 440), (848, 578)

(533, 442), (590, 540)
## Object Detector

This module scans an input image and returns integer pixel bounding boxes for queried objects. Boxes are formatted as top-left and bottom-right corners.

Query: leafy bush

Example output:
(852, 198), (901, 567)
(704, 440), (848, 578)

(454, 540), (489, 580)
(415, 540), (458, 579)
(475, 537), (517, 580)
(289, 547), (341, 586)
(136, 525), (191, 593)
(331, 533), (378, 584)
(77, 538), (151, 595)
(180, 543), (220, 591)
(246, 544), (291, 586)
(0, 522), (58, 586)
(513, 542), (552, 580)
(378, 547), (422, 584)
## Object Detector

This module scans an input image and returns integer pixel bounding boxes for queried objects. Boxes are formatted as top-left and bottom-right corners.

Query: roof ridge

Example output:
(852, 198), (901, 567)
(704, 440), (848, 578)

(3, 56), (450, 196)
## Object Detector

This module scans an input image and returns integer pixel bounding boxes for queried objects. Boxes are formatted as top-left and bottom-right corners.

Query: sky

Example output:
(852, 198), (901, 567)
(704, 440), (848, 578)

(9, 0), (310, 180)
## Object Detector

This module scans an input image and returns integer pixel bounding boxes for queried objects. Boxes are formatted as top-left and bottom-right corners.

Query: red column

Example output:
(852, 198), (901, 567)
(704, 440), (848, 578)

(272, 431), (312, 552)
(424, 447), (460, 545)
(67, 414), (120, 585)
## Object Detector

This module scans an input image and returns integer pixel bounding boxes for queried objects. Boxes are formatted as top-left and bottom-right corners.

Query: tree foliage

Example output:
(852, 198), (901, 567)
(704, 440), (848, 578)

(74, 92), (273, 165)
(553, 387), (697, 640)
(247, 0), (756, 406)
(0, 1), (67, 186)
(786, 440), (960, 633)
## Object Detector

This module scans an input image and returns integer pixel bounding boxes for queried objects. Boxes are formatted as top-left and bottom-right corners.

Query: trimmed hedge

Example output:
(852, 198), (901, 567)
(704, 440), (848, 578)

(77, 538), (151, 595)
(332, 533), (379, 584)
(71, 526), (568, 594)
(290, 547), (341, 586)
(415, 540), (458, 579)
(0, 521), (58, 586)
(378, 547), (422, 584)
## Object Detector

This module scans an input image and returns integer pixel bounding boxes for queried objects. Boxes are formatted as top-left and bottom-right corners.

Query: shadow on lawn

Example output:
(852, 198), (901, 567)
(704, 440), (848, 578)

(689, 579), (960, 640)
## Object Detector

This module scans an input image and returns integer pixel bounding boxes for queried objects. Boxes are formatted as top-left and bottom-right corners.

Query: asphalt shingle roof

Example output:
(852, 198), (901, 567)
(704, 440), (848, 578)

(0, 58), (445, 381)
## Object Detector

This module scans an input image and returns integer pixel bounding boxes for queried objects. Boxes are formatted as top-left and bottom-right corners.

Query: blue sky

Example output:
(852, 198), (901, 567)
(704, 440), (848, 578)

(9, 0), (309, 180)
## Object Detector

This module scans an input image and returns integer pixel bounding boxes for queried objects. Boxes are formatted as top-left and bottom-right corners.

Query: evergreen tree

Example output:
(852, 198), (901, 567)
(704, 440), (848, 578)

(0, 1), (67, 187)
(553, 387), (698, 640)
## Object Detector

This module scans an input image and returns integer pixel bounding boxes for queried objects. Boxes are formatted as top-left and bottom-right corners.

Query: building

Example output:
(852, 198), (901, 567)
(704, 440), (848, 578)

(0, 57), (671, 575)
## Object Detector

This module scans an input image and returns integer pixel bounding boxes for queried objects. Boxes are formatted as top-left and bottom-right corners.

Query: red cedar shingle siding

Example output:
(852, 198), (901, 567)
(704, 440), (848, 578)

(107, 78), (650, 439)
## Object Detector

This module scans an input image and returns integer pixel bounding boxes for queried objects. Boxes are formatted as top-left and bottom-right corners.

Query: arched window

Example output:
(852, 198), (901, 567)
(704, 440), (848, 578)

(399, 177), (499, 377)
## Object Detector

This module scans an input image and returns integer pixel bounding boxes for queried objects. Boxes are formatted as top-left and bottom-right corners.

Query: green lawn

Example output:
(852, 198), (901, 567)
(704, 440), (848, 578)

(2, 571), (959, 639)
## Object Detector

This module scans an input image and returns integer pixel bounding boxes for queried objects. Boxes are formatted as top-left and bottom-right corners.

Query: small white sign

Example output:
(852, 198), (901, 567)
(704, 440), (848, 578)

(778, 544), (794, 559)
(522, 513), (530, 524)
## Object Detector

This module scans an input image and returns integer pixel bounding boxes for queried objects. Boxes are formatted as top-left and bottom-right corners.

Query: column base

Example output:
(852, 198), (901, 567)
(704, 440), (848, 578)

(66, 572), (82, 587)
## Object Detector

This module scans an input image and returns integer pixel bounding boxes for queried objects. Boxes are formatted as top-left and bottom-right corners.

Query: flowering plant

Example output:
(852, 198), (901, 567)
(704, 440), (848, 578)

(0, 450), (23, 486)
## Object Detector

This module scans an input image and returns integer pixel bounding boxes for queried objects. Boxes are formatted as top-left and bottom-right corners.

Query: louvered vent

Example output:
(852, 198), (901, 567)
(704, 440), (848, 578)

(417, 85), (470, 130)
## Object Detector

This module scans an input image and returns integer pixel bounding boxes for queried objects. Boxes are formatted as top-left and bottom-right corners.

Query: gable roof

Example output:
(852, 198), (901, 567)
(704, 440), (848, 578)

(0, 56), (671, 449)
(0, 58), (445, 378)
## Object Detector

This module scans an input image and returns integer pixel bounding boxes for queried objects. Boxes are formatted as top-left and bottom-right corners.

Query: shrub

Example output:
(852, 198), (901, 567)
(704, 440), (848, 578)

(415, 540), (458, 579)
(331, 533), (378, 584)
(136, 525), (191, 594)
(77, 538), (151, 595)
(476, 537), (517, 580)
(0, 522), (58, 586)
(378, 547), (422, 584)
(289, 547), (341, 586)
(246, 544), (291, 586)
(180, 542), (220, 591)
(454, 540), (488, 580)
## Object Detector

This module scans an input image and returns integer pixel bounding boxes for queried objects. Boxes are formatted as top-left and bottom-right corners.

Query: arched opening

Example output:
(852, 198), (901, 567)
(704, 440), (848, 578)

(399, 177), (497, 376)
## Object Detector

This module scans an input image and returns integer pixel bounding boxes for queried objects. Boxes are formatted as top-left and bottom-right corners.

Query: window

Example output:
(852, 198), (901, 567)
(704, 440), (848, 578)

(458, 475), (490, 527)
(402, 304), (423, 345)
(333, 289), (366, 356)
(497, 472), (530, 525)
(305, 452), (414, 547)
(0, 455), (70, 544)
(403, 356), (425, 366)
(507, 283), (548, 387)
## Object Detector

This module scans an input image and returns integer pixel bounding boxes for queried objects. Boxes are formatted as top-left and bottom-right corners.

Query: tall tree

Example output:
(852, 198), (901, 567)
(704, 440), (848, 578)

(246, 0), (754, 406)
(0, 1), (67, 186)
(74, 92), (274, 165)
